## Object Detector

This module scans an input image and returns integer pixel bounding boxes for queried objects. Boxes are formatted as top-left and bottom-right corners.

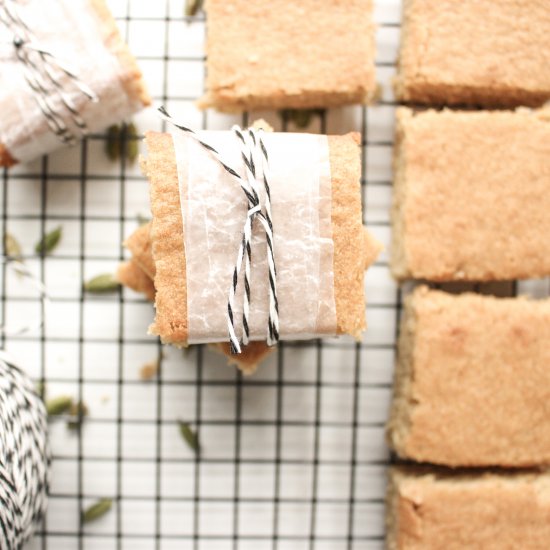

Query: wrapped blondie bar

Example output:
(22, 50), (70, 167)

(0, 0), (150, 166)
(140, 115), (381, 358)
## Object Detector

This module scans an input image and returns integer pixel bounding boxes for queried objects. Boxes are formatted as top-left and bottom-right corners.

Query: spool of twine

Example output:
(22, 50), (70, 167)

(0, 351), (50, 549)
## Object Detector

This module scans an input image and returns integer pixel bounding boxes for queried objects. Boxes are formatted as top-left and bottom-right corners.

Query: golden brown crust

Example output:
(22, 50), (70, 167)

(395, 0), (550, 108)
(210, 341), (274, 375)
(386, 289), (417, 464)
(145, 131), (379, 345)
(116, 260), (156, 301)
(124, 222), (155, 279)
(387, 287), (550, 468)
(88, 0), (151, 107)
(329, 133), (369, 337)
(387, 468), (550, 550)
(143, 132), (188, 344)
(363, 227), (383, 272)
(201, 0), (376, 111)
(391, 107), (550, 282)
(0, 143), (16, 168)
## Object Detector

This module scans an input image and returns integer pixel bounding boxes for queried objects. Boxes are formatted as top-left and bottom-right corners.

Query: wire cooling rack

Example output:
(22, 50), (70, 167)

(2, 1), (549, 549)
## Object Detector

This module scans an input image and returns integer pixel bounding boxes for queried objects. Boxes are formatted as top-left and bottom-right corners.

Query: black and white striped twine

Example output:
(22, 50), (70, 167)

(158, 106), (279, 354)
(0, 0), (98, 147)
(0, 351), (50, 550)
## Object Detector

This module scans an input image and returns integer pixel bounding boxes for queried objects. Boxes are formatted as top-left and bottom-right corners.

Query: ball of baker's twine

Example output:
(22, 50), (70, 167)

(0, 351), (50, 549)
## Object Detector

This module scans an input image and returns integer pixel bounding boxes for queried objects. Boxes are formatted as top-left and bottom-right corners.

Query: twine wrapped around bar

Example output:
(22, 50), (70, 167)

(0, 0), (98, 147)
(158, 106), (279, 354)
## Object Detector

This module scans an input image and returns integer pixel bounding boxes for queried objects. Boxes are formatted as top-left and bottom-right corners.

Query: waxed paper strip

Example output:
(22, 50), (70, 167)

(172, 129), (336, 344)
(0, 0), (141, 163)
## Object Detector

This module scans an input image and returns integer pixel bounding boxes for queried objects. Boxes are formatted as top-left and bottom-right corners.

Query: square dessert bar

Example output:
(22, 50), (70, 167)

(387, 287), (550, 468)
(143, 131), (381, 348)
(200, 0), (376, 111)
(395, 0), (550, 107)
(392, 107), (550, 282)
(387, 468), (550, 550)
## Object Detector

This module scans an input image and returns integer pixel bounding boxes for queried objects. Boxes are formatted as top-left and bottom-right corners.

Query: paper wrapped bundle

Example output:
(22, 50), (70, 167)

(120, 117), (381, 372)
(0, 0), (150, 166)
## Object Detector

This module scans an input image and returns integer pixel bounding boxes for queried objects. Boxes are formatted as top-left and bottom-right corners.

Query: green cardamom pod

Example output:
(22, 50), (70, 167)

(84, 273), (120, 294)
(67, 400), (89, 429)
(137, 214), (151, 227)
(178, 420), (200, 453)
(46, 395), (74, 416)
(82, 498), (113, 523)
(106, 125), (121, 161)
(291, 110), (313, 128)
(36, 381), (45, 400)
(280, 108), (325, 129)
(35, 226), (62, 255)
(4, 232), (22, 260)
(185, 0), (203, 16)
(69, 401), (89, 417)
(125, 122), (139, 164)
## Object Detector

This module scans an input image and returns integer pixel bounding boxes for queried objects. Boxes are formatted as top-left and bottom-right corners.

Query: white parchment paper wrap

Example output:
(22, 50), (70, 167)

(172, 130), (337, 344)
(0, 0), (143, 163)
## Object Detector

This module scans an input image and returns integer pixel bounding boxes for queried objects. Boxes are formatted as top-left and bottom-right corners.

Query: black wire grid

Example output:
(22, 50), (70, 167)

(4, 1), (547, 549)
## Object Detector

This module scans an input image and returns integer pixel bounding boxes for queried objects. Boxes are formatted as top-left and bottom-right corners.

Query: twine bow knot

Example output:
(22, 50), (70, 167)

(228, 125), (279, 353)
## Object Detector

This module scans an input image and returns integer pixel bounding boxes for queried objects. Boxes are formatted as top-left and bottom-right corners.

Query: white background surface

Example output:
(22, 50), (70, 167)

(1, 0), (548, 549)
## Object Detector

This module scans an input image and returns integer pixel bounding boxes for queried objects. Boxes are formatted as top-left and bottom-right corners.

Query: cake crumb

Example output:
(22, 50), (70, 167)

(140, 360), (159, 380)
